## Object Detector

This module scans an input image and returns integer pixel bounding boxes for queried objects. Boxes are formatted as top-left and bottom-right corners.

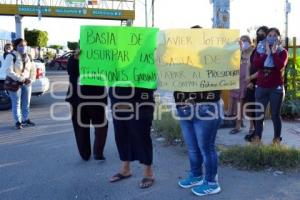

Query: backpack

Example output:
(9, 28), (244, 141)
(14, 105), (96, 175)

(3, 52), (17, 64)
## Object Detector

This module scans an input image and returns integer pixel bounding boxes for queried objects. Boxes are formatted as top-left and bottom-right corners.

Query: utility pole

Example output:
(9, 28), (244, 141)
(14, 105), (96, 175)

(15, 15), (23, 38)
(210, 0), (230, 113)
(145, 0), (148, 27)
(210, 0), (230, 28)
(285, 0), (291, 47)
(151, 0), (154, 27)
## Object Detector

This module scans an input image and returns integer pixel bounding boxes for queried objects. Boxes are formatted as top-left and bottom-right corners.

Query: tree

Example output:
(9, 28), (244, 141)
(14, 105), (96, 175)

(24, 28), (49, 47)
(48, 45), (63, 50)
(67, 41), (79, 51)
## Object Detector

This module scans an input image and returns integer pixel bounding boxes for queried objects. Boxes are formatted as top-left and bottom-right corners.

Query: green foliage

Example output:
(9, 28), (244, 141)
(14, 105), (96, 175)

(282, 56), (300, 118)
(48, 45), (63, 50)
(281, 99), (300, 118)
(220, 145), (300, 170)
(67, 41), (79, 50)
(44, 51), (56, 60)
(285, 57), (300, 100)
(24, 28), (48, 47)
(153, 111), (183, 144)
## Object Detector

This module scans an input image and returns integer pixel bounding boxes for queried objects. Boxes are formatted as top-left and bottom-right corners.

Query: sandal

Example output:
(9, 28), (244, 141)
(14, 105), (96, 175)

(110, 173), (132, 183)
(229, 129), (241, 134)
(139, 177), (155, 189)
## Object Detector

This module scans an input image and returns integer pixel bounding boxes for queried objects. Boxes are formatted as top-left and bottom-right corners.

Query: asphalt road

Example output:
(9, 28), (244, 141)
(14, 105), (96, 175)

(0, 71), (300, 200)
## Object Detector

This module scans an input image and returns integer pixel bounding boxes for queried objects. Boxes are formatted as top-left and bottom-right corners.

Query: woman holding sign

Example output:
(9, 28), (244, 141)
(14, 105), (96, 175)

(253, 28), (288, 144)
(66, 48), (108, 161)
(109, 87), (155, 189)
(176, 26), (223, 197)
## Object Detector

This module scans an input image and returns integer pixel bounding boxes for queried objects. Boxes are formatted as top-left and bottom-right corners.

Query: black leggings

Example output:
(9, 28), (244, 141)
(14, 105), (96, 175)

(245, 88), (256, 130)
(255, 86), (285, 139)
(71, 102), (108, 160)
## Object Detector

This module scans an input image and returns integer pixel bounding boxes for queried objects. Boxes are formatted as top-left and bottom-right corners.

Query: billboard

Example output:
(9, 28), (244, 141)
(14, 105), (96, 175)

(0, 4), (134, 20)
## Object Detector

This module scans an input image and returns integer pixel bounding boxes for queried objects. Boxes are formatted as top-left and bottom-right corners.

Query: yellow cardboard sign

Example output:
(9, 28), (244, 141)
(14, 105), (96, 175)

(156, 29), (241, 92)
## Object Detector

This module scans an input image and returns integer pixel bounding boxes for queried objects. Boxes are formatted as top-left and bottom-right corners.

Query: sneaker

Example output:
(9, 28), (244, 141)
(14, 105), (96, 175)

(251, 135), (262, 145)
(244, 133), (255, 142)
(15, 122), (23, 129)
(272, 137), (282, 145)
(22, 119), (35, 127)
(178, 174), (203, 189)
(191, 181), (221, 196)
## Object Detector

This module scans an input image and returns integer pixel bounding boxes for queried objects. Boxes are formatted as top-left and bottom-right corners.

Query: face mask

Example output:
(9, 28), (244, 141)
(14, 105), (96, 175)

(267, 36), (277, 46)
(17, 46), (27, 55)
(256, 35), (265, 43)
(242, 42), (250, 50)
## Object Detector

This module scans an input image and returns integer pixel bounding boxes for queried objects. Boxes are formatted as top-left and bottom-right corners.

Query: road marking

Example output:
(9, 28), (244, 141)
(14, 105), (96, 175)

(0, 161), (26, 168)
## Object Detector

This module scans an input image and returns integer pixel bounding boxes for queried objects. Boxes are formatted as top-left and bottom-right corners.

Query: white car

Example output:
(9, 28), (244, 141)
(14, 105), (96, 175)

(31, 59), (50, 96)
(0, 56), (50, 110)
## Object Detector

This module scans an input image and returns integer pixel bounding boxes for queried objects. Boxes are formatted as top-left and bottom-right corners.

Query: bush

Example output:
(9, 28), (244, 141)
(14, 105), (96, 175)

(44, 51), (56, 61)
(282, 56), (300, 119)
(153, 111), (183, 144)
(220, 144), (300, 171)
(281, 99), (300, 119)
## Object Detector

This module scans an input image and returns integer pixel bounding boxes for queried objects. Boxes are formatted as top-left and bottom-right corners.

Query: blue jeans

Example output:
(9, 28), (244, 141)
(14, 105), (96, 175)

(255, 86), (285, 139)
(177, 101), (223, 183)
(9, 84), (32, 123)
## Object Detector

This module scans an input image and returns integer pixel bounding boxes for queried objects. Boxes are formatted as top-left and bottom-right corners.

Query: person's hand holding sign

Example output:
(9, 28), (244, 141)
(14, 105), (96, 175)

(74, 48), (80, 60)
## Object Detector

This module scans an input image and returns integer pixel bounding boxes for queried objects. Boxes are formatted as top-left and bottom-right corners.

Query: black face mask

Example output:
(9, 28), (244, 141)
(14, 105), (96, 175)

(256, 35), (266, 43)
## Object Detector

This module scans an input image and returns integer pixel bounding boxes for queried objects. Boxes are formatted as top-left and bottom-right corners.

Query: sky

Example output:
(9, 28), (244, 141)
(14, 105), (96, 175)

(0, 0), (299, 46)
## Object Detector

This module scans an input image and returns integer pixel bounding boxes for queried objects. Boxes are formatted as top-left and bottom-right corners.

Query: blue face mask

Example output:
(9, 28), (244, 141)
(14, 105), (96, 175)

(267, 36), (277, 46)
(17, 46), (27, 55)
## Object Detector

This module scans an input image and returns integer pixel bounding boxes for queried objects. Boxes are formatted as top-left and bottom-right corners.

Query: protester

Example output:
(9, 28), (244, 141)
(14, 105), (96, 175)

(176, 25), (223, 196)
(229, 35), (254, 134)
(253, 27), (288, 144)
(3, 43), (13, 57)
(244, 26), (269, 141)
(3, 38), (36, 129)
(109, 87), (155, 189)
(66, 48), (108, 161)
(0, 43), (13, 79)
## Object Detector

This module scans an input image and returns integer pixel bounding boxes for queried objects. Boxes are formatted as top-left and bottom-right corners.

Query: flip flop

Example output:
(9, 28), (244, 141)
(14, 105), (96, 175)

(110, 173), (132, 183)
(139, 177), (155, 189)
(229, 129), (241, 134)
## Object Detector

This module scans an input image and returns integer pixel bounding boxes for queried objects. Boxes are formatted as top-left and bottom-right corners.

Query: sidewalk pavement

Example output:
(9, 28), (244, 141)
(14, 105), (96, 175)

(217, 119), (300, 148)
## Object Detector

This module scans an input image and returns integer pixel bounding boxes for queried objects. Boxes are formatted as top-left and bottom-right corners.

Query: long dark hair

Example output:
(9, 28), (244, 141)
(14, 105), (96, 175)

(256, 26), (269, 35)
(13, 38), (27, 50)
(267, 27), (281, 36)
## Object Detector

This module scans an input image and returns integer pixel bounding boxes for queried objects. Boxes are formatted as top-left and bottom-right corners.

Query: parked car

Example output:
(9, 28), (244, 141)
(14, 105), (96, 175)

(0, 56), (50, 110)
(31, 59), (50, 96)
(48, 52), (73, 70)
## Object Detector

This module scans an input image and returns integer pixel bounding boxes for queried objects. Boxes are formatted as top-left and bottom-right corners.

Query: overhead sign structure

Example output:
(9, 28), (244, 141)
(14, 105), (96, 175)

(0, 4), (134, 20)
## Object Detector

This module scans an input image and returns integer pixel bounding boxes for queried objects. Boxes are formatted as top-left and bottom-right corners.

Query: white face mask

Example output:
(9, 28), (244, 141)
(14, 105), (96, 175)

(242, 42), (250, 50)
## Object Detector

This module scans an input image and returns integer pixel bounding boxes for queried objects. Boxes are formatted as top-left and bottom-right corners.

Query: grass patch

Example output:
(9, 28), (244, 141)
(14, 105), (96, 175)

(153, 111), (183, 144)
(220, 144), (300, 171)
